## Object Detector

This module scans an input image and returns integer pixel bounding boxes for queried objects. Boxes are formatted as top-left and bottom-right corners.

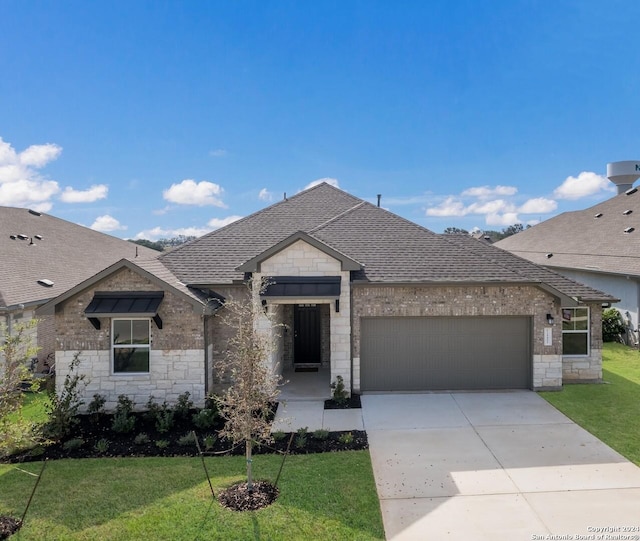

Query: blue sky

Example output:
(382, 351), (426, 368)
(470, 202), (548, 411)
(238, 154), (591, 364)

(1, 0), (639, 240)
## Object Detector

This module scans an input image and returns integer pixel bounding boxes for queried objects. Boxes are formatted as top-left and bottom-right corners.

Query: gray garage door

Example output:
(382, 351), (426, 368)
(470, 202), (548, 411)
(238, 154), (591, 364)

(360, 316), (531, 391)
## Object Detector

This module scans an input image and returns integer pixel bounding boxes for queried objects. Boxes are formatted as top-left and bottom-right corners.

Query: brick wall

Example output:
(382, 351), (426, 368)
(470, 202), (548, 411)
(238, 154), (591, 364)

(351, 284), (564, 391)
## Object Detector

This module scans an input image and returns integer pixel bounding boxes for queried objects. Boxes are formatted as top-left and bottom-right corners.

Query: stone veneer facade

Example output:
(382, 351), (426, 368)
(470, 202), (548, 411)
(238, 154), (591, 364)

(53, 267), (207, 410)
(253, 239), (352, 391)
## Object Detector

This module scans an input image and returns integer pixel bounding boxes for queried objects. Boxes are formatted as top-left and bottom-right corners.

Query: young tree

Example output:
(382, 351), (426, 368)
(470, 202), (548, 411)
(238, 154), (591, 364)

(214, 281), (282, 492)
(0, 320), (40, 457)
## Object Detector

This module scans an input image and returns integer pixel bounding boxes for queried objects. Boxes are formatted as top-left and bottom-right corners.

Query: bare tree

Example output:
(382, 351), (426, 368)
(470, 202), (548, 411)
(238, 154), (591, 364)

(214, 280), (283, 491)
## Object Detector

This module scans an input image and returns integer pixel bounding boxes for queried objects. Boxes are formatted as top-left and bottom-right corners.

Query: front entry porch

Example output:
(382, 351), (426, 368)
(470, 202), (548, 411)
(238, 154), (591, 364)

(278, 365), (331, 401)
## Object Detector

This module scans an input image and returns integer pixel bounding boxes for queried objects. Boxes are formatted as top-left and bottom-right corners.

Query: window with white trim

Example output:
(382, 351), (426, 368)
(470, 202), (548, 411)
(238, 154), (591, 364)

(112, 319), (150, 373)
(562, 307), (589, 356)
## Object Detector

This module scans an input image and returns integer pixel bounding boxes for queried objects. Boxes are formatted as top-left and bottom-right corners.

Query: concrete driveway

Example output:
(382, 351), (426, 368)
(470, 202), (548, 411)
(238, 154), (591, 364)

(362, 392), (640, 540)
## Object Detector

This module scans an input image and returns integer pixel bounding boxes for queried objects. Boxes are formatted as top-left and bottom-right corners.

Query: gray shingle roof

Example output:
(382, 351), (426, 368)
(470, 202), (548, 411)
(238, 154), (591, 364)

(0, 207), (158, 309)
(160, 182), (613, 302)
(495, 190), (640, 277)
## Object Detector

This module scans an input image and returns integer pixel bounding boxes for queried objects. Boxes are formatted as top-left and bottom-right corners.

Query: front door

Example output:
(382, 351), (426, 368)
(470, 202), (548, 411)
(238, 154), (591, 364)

(294, 304), (321, 364)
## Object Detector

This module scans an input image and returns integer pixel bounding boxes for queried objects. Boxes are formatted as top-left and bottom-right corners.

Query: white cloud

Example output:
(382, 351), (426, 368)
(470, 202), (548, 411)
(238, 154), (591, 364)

(304, 177), (340, 190)
(259, 188), (273, 202)
(518, 197), (557, 214)
(461, 185), (518, 199)
(134, 225), (211, 241)
(426, 196), (467, 217)
(553, 171), (614, 200)
(486, 212), (520, 226)
(60, 184), (108, 203)
(163, 179), (227, 207)
(468, 199), (515, 215)
(209, 149), (228, 158)
(0, 137), (62, 207)
(91, 215), (127, 232)
(207, 215), (243, 229)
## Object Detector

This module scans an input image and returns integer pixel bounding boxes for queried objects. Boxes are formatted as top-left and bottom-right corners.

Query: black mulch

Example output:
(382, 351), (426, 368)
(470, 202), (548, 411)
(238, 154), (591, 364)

(3, 404), (367, 464)
(218, 481), (279, 511)
(324, 393), (361, 409)
(0, 516), (22, 540)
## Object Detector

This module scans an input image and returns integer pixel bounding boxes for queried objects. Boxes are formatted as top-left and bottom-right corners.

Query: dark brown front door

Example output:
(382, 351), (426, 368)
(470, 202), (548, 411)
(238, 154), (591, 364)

(294, 304), (321, 364)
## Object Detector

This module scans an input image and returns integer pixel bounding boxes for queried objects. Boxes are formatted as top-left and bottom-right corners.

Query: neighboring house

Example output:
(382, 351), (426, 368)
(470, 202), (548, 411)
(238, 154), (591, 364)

(496, 185), (640, 341)
(0, 206), (157, 368)
(37, 183), (616, 409)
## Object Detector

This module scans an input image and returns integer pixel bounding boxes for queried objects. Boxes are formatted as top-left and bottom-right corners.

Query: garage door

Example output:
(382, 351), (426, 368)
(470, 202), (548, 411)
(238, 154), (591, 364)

(360, 316), (531, 391)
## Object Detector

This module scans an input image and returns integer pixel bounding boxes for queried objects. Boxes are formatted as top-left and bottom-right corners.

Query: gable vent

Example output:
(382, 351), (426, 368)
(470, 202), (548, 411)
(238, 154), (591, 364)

(37, 279), (54, 287)
(594, 213), (603, 218)
(624, 227), (635, 234)
(623, 210), (633, 215)
(626, 187), (638, 196)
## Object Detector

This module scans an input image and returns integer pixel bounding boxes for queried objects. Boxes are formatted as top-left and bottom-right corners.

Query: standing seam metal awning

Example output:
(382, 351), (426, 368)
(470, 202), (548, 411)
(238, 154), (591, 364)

(85, 291), (164, 317)
(262, 276), (341, 298)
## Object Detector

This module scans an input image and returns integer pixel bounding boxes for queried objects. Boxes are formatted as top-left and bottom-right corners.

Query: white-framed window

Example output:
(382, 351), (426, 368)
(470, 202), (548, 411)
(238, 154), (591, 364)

(112, 318), (150, 373)
(562, 307), (589, 356)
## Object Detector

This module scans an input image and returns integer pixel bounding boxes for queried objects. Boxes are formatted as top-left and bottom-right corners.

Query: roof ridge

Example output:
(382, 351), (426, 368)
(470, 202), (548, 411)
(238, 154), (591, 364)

(309, 201), (367, 232)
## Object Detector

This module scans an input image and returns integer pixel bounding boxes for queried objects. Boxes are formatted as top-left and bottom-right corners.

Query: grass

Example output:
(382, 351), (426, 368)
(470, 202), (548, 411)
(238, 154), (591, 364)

(0, 452), (384, 540)
(540, 342), (640, 466)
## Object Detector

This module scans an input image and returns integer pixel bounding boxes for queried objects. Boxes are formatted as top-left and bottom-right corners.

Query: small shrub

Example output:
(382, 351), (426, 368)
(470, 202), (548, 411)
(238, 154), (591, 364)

(155, 406), (175, 433)
(603, 308), (625, 342)
(338, 432), (354, 445)
(272, 430), (286, 442)
(94, 438), (110, 453)
(192, 408), (217, 430)
(294, 430), (308, 449)
(43, 352), (87, 441)
(330, 375), (348, 405)
(144, 396), (161, 422)
(62, 438), (85, 451)
(174, 392), (193, 419)
(111, 395), (136, 433)
(202, 433), (217, 450)
(155, 439), (169, 449)
(87, 394), (106, 417)
(178, 432), (197, 447)
(312, 428), (329, 441)
(134, 432), (150, 445)
(296, 426), (308, 437)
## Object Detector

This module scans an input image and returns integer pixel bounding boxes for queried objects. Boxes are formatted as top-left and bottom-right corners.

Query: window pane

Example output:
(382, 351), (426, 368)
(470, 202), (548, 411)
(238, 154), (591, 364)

(132, 320), (150, 344)
(114, 347), (149, 372)
(573, 308), (588, 331)
(562, 333), (588, 355)
(113, 320), (131, 345)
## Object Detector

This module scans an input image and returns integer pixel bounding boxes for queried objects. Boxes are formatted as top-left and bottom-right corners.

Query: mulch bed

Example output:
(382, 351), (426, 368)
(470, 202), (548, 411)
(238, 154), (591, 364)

(218, 481), (279, 511)
(0, 516), (22, 540)
(324, 393), (361, 409)
(3, 404), (367, 464)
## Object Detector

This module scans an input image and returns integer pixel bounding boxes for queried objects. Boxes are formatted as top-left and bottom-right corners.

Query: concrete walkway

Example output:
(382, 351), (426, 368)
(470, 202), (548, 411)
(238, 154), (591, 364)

(362, 392), (640, 540)
(271, 400), (364, 432)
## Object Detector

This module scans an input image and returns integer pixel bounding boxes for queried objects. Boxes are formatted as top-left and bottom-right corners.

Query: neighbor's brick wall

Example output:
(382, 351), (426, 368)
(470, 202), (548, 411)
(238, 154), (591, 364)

(351, 284), (564, 391)
(562, 302), (603, 382)
(53, 267), (207, 407)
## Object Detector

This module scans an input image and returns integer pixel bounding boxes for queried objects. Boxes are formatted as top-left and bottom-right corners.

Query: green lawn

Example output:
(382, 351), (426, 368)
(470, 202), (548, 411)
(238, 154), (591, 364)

(540, 342), (640, 466)
(0, 452), (384, 541)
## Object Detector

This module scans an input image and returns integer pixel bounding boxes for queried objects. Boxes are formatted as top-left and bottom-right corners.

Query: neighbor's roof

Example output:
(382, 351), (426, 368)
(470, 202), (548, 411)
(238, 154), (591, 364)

(0, 207), (158, 310)
(495, 188), (640, 277)
(160, 183), (614, 303)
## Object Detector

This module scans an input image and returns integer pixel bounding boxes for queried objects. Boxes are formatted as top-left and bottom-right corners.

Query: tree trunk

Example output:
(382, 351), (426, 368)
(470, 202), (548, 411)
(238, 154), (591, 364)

(246, 439), (253, 492)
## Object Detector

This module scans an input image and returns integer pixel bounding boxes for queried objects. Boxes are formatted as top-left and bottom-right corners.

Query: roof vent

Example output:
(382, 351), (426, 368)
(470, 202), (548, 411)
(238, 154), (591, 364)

(34, 234), (43, 240)
(546, 253), (553, 258)
(9, 234), (16, 240)
(17, 234), (28, 240)
(624, 227), (635, 234)
(623, 210), (633, 215)
(594, 213), (603, 218)
(28, 209), (42, 216)
(37, 279), (54, 287)
(626, 187), (638, 196)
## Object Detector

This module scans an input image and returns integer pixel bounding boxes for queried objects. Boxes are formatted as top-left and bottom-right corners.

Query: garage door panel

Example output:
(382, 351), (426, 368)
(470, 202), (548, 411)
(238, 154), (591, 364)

(360, 316), (531, 391)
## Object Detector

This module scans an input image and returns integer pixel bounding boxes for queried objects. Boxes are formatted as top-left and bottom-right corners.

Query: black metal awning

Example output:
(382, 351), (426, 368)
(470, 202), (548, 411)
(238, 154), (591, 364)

(85, 291), (164, 317)
(262, 276), (341, 298)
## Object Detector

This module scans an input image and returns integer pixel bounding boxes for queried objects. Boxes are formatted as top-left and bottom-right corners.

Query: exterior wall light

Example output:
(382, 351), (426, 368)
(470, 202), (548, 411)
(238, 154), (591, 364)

(546, 313), (555, 325)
